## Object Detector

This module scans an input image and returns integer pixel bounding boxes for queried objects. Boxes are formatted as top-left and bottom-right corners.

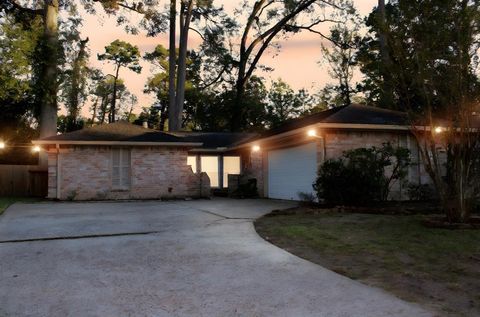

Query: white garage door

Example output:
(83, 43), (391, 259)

(268, 142), (317, 200)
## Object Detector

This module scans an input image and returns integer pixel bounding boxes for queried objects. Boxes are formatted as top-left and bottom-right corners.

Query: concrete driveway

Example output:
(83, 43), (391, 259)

(0, 198), (432, 317)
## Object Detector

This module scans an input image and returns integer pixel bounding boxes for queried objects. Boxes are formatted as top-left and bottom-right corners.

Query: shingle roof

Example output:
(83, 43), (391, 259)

(37, 121), (196, 144)
(259, 104), (408, 138)
(35, 121), (258, 149)
(167, 131), (258, 149)
(35, 105), (416, 148)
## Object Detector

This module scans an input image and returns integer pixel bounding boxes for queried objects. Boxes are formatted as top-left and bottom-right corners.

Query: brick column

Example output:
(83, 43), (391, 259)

(46, 149), (58, 199)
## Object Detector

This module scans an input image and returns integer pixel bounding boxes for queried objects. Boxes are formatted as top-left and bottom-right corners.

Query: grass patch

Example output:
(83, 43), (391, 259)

(255, 210), (480, 317)
(0, 197), (40, 215)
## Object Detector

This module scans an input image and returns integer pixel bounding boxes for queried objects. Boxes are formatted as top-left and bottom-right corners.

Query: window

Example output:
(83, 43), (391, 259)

(112, 148), (131, 189)
(201, 156), (219, 187)
(223, 156), (241, 188)
(187, 156), (197, 173)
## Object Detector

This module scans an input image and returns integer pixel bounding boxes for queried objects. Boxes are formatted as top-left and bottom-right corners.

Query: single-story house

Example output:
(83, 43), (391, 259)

(34, 104), (432, 201)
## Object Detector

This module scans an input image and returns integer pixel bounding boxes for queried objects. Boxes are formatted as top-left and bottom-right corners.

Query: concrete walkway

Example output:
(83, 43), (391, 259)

(0, 198), (433, 317)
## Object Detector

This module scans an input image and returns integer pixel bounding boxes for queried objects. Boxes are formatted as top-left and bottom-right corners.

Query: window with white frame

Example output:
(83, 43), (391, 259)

(112, 148), (131, 189)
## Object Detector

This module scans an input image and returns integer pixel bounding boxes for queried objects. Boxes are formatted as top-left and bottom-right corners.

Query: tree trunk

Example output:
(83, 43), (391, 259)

(37, 0), (59, 168)
(159, 102), (168, 131)
(111, 65), (121, 123)
(99, 94), (108, 124)
(231, 68), (246, 131)
(377, 0), (394, 108)
(39, 0), (59, 139)
(173, 0), (194, 131)
(68, 37), (89, 125)
(168, 0), (177, 131)
(90, 97), (98, 126)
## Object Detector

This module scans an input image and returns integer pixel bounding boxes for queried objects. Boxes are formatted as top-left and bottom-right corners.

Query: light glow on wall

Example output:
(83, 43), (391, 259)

(187, 156), (197, 173)
(201, 156), (219, 187)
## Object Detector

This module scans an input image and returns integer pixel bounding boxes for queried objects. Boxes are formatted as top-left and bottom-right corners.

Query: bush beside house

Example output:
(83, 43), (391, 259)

(314, 143), (411, 205)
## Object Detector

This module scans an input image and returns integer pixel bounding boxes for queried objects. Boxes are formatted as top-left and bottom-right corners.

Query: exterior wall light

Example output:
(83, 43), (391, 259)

(0, 141), (5, 149)
(307, 129), (322, 138)
(252, 145), (260, 152)
(434, 127), (444, 134)
(32, 145), (41, 153)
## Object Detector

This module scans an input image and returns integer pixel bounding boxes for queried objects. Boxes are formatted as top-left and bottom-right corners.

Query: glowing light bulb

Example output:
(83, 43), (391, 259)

(252, 145), (260, 152)
(307, 129), (317, 137)
(32, 145), (41, 153)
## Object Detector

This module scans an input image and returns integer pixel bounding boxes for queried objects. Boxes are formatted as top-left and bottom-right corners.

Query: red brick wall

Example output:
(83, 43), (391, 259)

(47, 146), (210, 200)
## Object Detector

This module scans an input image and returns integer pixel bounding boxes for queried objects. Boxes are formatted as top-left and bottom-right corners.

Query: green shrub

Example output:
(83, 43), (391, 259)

(407, 183), (435, 201)
(314, 143), (410, 205)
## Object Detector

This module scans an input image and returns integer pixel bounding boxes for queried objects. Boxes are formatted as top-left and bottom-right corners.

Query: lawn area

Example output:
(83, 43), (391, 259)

(255, 209), (480, 317)
(0, 197), (40, 215)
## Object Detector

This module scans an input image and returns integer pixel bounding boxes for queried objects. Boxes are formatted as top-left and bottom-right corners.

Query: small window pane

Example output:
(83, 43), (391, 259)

(187, 156), (197, 173)
(112, 166), (120, 187)
(121, 166), (130, 187)
(201, 156), (219, 187)
(112, 149), (120, 166)
(112, 148), (131, 189)
(223, 156), (241, 188)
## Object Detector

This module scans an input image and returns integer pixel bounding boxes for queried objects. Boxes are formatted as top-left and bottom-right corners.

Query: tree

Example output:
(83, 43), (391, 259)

(144, 45), (204, 131)
(87, 0), (226, 131)
(1, 0), (62, 141)
(229, 0), (352, 131)
(91, 76), (131, 124)
(320, 11), (361, 106)
(60, 21), (90, 132)
(168, 0), (230, 131)
(358, 0), (480, 223)
(265, 79), (303, 128)
(168, 0), (177, 130)
(98, 40), (141, 122)
(0, 14), (42, 148)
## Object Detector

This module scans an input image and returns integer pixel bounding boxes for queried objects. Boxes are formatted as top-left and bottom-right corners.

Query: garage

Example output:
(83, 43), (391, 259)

(267, 142), (318, 200)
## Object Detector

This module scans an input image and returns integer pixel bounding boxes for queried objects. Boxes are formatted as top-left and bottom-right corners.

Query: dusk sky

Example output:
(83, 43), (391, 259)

(78, 0), (378, 115)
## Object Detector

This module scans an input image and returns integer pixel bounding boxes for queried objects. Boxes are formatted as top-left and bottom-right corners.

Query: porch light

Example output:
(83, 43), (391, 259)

(0, 141), (5, 149)
(252, 145), (261, 152)
(434, 126), (444, 134)
(307, 129), (322, 138)
(32, 145), (41, 153)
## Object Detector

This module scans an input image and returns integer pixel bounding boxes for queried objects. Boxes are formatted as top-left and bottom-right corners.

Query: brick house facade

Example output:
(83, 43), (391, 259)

(34, 104), (439, 201)
(46, 146), (210, 200)
(243, 130), (430, 200)
(234, 104), (436, 201)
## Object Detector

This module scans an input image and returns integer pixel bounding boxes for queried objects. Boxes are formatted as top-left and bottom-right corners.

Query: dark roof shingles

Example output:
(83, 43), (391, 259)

(40, 121), (187, 143)
(168, 131), (258, 148)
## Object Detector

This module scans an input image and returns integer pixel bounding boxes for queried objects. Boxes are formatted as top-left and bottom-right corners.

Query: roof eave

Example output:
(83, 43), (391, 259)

(228, 123), (411, 150)
(32, 140), (204, 147)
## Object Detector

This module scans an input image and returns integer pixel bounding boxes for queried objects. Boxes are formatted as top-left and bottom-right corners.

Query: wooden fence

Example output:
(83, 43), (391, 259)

(0, 165), (47, 197)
